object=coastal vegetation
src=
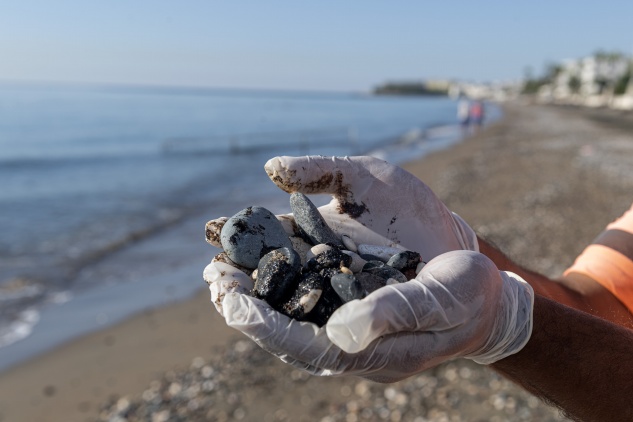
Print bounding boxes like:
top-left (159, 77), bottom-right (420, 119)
top-left (373, 81), bottom-right (449, 96)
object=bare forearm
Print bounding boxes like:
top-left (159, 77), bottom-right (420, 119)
top-left (492, 295), bottom-right (633, 421)
top-left (478, 237), bottom-right (633, 327)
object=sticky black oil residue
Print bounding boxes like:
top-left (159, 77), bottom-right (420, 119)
top-left (330, 170), bottom-right (369, 219)
top-left (338, 201), bottom-right (368, 219)
top-left (305, 172), bottom-right (334, 192)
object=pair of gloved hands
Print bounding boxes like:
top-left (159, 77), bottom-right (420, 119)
top-left (204, 156), bottom-right (534, 382)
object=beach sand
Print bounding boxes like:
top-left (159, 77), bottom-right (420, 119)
top-left (1, 102), bottom-right (632, 422)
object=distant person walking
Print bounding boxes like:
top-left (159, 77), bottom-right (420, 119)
top-left (457, 96), bottom-right (470, 135)
top-left (469, 99), bottom-right (485, 130)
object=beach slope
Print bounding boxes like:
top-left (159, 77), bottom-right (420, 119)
top-left (1, 103), bottom-right (632, 421)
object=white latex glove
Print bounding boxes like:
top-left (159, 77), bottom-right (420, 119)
top-left (264, 155), bottom-right (478, 261)
top-left (205, 250), bottom-right (534, 382)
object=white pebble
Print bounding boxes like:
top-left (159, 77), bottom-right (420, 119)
top-left (385, 278), bottom-right (400, 285)
top-left (357, 244), bottom-right (406, 261)
top-left (306, 244), bottom-right (333, 261)
top-left (340, 266), bottom-right (353, 275)
top-left (205, 217), bottom-right (228, 247)
top-left (341, 234), bottom-right (358, 252)
top-left (299, 289), bottom-right (322, 313)
top-left (341, 250), bottom-right (367, 273)
top-left (251, 269), bottom-right (258, 280)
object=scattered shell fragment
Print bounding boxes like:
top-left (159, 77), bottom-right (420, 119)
top-left (340, 266), bottom-right (353, 275)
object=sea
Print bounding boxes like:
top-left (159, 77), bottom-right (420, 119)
top-left (0, 82), bottom-right (498, 372)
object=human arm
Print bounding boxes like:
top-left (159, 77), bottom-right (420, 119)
top-left (491, 294), bottom-right (633, 422)
top-left (478, 238), bottom-right (633, 328)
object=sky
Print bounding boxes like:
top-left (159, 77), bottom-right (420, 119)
top-left (2, 1), bottom-right (633, 92)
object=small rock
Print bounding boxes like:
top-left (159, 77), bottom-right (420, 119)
top-left (205, 217), bottom-right (228, 247)
top-left (386, 251), bottom-right (421, 272)
top-left (306, 243), bottom-right (334, 261)
top-left (282, 271), bottom-right (325, 319)
top-left (341, 250), bottom-right (367, 273)
top-left (306, 248), bottom-right (352, 272)
top-left (362, 260), bottom-right (385, 271)
top-left (290, 193), bottom-right (343, 247)
top-left (221, 206), bottom-right (293, 269)
top-left (341, 234), bottom-right (358, 252)
top-left (355, 272), bottom-right (387, 294)
top-left (253, 247), bottom-right (301, 307)
top-left (331, 273), bottom-right (366, 302)
top-left (363, 265), bottom-right (408, 283)
top-left (358, 244), bottom-right (405, 262)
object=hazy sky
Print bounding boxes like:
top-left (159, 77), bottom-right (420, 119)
top-left (2, 1), bottom-right (633, 91)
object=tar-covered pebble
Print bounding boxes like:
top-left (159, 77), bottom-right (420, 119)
top-left (220, 206), bottom-right (293, 269)
top-left (253, 247), bottom-right (301, 307)
top-left (386, 250), bottom-right (421, 272)
top-left (362, 265), bottom-right (408, 283)
top-left (306, 248), bottom-right (352, 272)
top-left (282, 271), bottom-right (325, 319)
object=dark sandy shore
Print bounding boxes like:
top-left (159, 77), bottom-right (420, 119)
top-left (1, 102), bottom-right (632, 422)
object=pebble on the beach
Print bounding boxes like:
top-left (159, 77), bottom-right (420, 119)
top-left (205, 217), bottom-right (228, 248)
top-left (289, 192), bottom-right (344, 247)
top-left (220, 206), bottom-right (293, 269)
top-left (341, 250), bottom-right (366, 273)
top-left (331, 273), bottom-right (366, 302)
top-left (357, 244), bottom-right (405, 262)
top-left (253, 247), bottom-right (301, 307)
top-left (306, 248), bottom-right (352, 273)
top-left (341, 234), bottom-right (358, 252)
top-left (282, 271), bottom-right (325, 319)
top-left (355, 272), bottom-right (388, 294)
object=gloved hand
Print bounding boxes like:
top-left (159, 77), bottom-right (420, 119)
top-left (205, 155), bottom-right (532, 382)
top-left (264, 155), bottom-right (478, 260)
top-left (205, 250), bottom-right (534, 382)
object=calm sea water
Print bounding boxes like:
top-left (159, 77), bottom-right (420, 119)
top-left (0, 83), bottom-right (495, 370)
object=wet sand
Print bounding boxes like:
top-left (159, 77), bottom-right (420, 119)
top-left (1, 102), bottom-right (632, 422)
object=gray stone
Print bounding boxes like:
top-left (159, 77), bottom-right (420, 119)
top-left (220, 206), bottom-right (293, 269)
top-left (355, 272), bottom-right (388, 294)
top-left (362, 265), bottom-right (408, 283)
top-left (289, 192), bottom-right (343, 247)
top-left (386, 251), bottom-right (421, 272)
top-left (331, 273), bottom-right (365, 302)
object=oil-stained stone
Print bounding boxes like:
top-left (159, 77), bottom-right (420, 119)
top-left (355, 272), bottom-right (388, 294)
top-left (362, 265), bottom-right (408, 283)
top-left (221, 206), bottom-right (293, 269)
top-left (386, 251), bottom-right (421, 272)
top-left (282, 271), bottom-right (325, 319)
top-left (306, 248), bottom-right (352, 272)
top-left (289, 192), bottom-right (343, 247)
top-left (253, 247), bottom-right (301, 307)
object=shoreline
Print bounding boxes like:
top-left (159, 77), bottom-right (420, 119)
top-left (2, 102), bottom-right (632, 421)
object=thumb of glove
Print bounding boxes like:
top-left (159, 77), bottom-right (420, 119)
top-left (327, 251), bottom-right (498, 353)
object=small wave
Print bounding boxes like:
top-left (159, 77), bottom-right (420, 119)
top-left (0, 308), bottom-right (40, 348)
top-left (0, 278), bottom-right (43, 302)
